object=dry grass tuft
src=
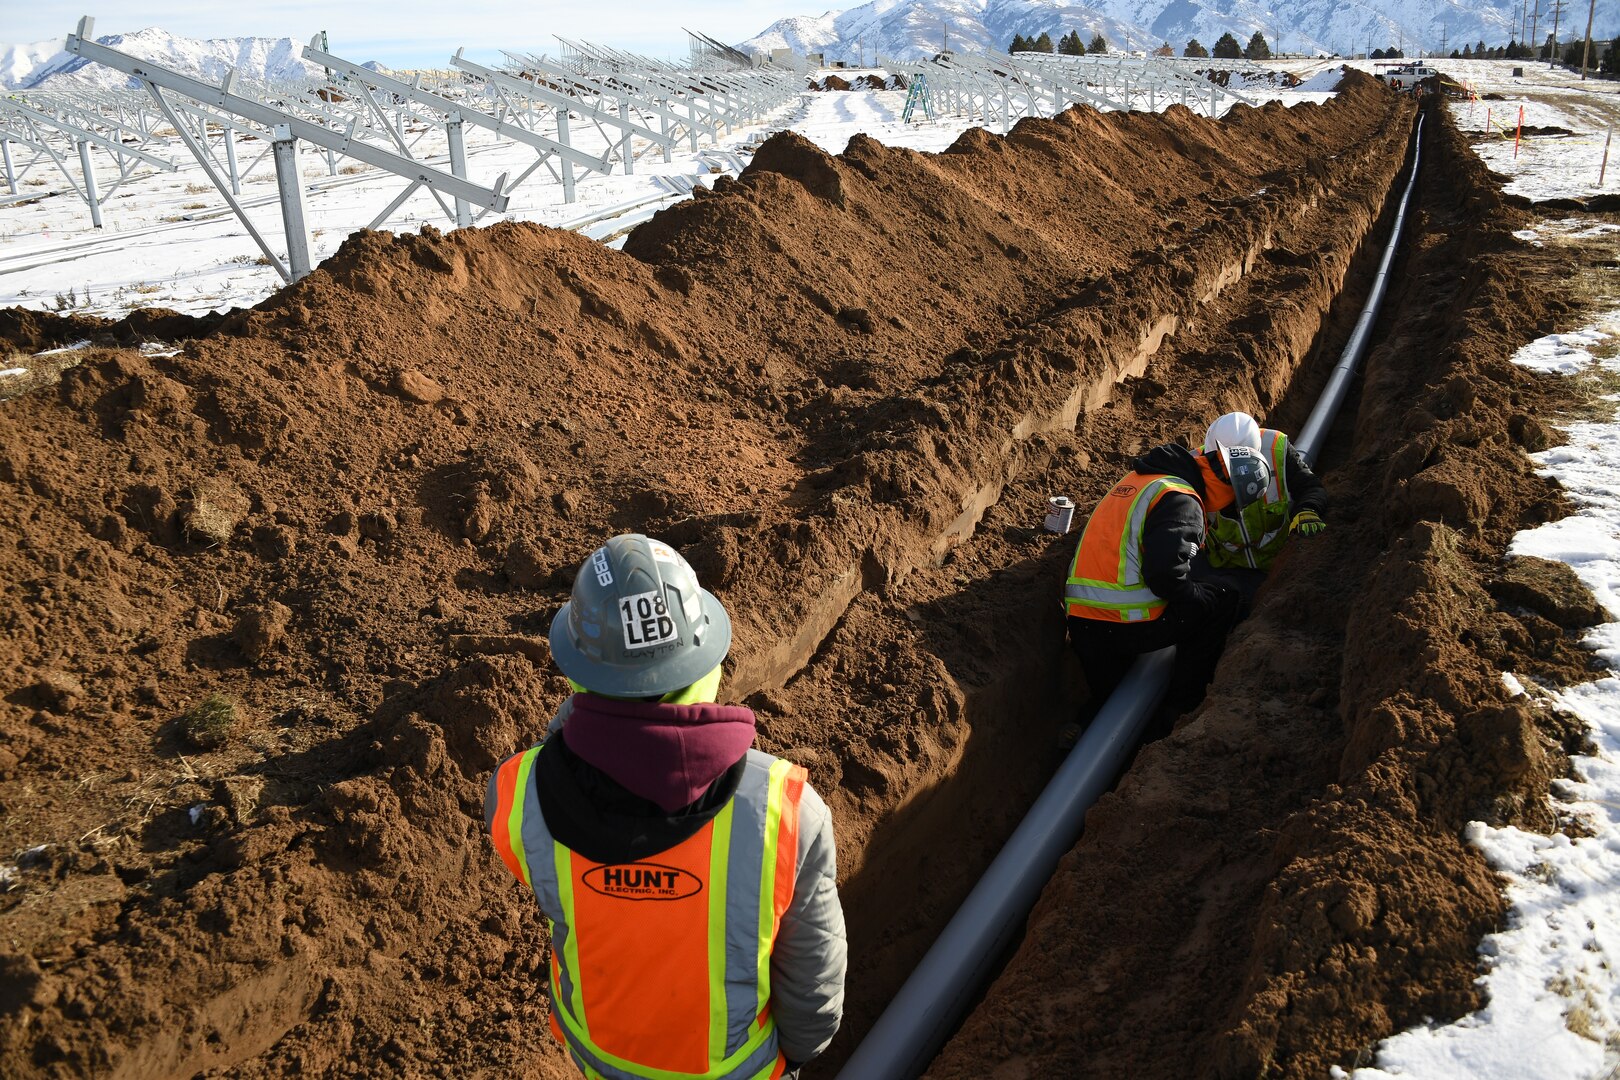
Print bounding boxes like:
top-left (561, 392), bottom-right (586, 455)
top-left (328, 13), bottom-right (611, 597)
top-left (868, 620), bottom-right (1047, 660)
top-left (179, 694), bottom-right (237, 750)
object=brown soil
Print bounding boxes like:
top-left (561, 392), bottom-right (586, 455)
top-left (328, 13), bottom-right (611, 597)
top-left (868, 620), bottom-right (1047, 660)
top-left (0, 76), bottom-right (1601, 1079)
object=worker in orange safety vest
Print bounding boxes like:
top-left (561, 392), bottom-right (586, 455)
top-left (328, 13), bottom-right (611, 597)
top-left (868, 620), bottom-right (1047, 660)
top-left (486, 534), bottom-right (846, 1079)
top-left (1058, 441), bottom-right (1271, 747)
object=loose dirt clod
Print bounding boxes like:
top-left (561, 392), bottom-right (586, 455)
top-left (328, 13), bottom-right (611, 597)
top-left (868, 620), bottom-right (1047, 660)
top-left (233, 601), bottom-right (293, 662)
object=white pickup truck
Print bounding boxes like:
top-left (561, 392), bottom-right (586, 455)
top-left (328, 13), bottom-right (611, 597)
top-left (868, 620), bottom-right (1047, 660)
top-left (1382, 63), bottom-right (1438, 92)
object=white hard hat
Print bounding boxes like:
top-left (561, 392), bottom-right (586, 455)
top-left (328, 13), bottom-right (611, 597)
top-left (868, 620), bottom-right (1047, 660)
top-left (1202, 412), bottom-right (1261, 453)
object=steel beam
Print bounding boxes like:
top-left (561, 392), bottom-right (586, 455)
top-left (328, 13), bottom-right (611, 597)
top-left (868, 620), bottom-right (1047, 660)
top-left (303, 42), bottom-right (612, 175)
top-left (450, 52), bottom-right (673, 149)
top-left (64, 19), bottom-right (508, 214)
top-left (0, 99), bottom-right (179, 171)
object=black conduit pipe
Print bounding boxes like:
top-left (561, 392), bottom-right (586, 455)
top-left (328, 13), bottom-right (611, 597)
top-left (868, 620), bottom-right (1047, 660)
top-left (836, 111), bottom-right (1425, 1080)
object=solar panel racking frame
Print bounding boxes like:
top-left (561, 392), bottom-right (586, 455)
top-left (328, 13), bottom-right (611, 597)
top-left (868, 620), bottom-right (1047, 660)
top-left (63, 16), bottom-right (510, 281)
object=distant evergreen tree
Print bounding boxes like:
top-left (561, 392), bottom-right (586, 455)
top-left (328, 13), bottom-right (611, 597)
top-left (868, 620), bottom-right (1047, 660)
top-left (1476, 39), bottom-right (1487, 55)
top-left (1184, 37), bottom-right (1209, 58)
top-left (1385, 45), bottom-right (1404, 58)
top-left (1212, 31), bottom-right (1243, 58)
top-left (1606, 35), bottom-right (1620, 74)
top-left (1460, 44), bottom-right (1472, 58)
top-left (1034, 31), bottom-right (1055, 53)
top-left (1010, 33), bottom-right (1029, 52)
top-left (1451, 49), bottom-right (1462, 58)
top-left (1370, 47), bottom-right (1386, 59)
top-left (1504, 39), bottom-right (1521, 58)
top-left (1244, 31), bottom-right (1271, 59)
top-left (1058, 31), bottom-right (1083, 55)
top-left (1088, 32), bottom-right (1108, 54)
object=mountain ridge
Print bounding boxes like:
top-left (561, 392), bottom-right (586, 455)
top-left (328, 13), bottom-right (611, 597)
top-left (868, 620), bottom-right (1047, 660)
top-left (1, 28), bottom-right (329, 90)
top-left (739, 0), bottom-right (1565, 63)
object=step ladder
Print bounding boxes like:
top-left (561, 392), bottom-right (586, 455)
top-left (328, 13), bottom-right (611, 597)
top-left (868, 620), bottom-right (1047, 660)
top-left (901, 74), bottom-right (934, 124)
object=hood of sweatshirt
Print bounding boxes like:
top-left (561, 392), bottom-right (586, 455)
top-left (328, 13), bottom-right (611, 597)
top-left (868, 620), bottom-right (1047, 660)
top-left (560, 693), bottom-right (757, 813)
top-left (1132, 443), bottom-right (1234, 513)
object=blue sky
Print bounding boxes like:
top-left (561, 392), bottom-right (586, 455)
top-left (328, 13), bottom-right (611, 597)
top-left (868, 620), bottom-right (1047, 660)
top-left (4, 3), bottom-right (815, 66)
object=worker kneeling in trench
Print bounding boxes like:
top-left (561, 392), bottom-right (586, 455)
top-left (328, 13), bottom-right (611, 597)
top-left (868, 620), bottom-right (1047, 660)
top-left (486, 533), bottom-right (847, 1079)
top-left (1058, 413), bottom-right (1329, 748)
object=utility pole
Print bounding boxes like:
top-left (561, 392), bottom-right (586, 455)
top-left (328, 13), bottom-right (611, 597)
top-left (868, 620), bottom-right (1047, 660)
top-left (1580, 0), bottom-right (1596, 78)
top-left (1531, 0), bottom-right (1542, 58)
top-left (1548, 0), bottom-right (1566, 66)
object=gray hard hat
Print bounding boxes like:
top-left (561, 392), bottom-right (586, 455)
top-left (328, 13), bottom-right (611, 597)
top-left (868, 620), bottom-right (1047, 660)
top-left (1215, 443), bottom-right (1272, 512)
top-left (549, 534), bottom-right (732, 698)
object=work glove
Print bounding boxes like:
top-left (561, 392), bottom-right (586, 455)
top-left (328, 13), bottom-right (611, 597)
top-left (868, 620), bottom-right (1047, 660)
top-left (1290, 509), bottom-right (1326, 537)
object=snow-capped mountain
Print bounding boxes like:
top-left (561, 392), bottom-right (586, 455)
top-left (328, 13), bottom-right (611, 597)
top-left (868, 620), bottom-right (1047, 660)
top-left (746, 1), bottom-right (1151, 64)
top-left (741, 0), bottom-right (1546, 62)
top-left (1, 28), bottom-right (325, 91)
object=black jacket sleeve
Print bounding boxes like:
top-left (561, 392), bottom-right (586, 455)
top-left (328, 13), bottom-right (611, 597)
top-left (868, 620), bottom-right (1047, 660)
top-left (1284, 444), bottom-right (1328, 519)
top-left (1142, 491), bottom-right (1237, 619)
top-left (1141, 491), bottom-right (1206, 605)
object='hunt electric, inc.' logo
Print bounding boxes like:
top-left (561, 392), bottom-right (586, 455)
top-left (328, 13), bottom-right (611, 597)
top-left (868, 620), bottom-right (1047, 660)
top-left (584, 862), bottom-right (704, 901)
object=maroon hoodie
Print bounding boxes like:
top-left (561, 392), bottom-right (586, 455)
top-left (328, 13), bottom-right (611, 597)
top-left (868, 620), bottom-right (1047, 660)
top-left (560, 693), bottom-right (758, 813)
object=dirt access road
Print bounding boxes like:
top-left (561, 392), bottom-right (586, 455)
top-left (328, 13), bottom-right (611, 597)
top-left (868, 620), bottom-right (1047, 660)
top-left (0, 73), bottom-right (1604, 1077)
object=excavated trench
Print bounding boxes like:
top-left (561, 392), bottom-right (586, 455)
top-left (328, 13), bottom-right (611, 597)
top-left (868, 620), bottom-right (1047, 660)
top-left (0, 79), bottom-right (1594, 1079)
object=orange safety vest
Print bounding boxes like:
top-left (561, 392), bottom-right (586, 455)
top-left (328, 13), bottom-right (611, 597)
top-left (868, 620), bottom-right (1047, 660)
top-left (489, 745), bottom-right (804, 1080)
top-left (1064, 472), bottom-right (1200, 623)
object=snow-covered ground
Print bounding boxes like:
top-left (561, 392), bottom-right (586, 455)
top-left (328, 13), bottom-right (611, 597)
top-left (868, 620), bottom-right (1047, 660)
top-left (1276, 55), bottom-right (1620, 203)
top-left (1338, 216), bottom-right (1620, 1079)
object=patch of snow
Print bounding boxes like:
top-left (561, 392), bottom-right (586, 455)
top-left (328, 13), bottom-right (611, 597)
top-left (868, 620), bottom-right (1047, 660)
top-left (1510, 326), bottom-right (1612, 374)
top-left (33, 340), bottom-right (93, 357)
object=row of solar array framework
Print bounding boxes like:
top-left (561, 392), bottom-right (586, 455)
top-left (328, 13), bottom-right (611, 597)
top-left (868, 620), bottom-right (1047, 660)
top-left (2, 17), bottom-right (802, 280)
top-left (3, 19), bottom-right (1268, 280)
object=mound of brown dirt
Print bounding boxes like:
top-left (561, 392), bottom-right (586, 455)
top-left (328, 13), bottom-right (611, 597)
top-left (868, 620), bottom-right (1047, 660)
top-left (929, 99), bottom-right (1592, 1079)
top-left (2, 74), bottom-right (1569, 1080)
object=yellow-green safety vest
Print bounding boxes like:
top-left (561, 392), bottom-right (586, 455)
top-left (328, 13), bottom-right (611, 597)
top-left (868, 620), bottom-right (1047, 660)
top-left (1205, 429), bottom-right (1293, 570)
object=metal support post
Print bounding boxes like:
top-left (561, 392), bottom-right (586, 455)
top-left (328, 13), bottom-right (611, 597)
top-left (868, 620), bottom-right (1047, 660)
top-left (557, 108), bottom-right (576, 203)
top-left (446, 112), bottom-right (472, 228)
top-left (223, 124), bottom-right (240, 194)
top-left (2, 138), bottom-right (15, 195)
top-left (271, 124), bottom-right (313, 281)
top-left (76, 139), bottom-right (103, 228)
top-left (619, 99), bottom-right (634, 175)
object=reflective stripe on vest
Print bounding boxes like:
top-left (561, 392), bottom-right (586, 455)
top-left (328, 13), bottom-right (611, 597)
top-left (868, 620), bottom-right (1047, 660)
top-left (1063, 473), bottom-right (1199, 623)
top-left (489, 746), bottom-right (803, 1080)
top-left (1206, 429), bottom-right (1293, 571)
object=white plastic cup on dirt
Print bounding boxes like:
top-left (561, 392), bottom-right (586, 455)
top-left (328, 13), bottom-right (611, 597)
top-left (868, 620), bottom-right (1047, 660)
top-left (1044, 496), bottom-right (1076, 534)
